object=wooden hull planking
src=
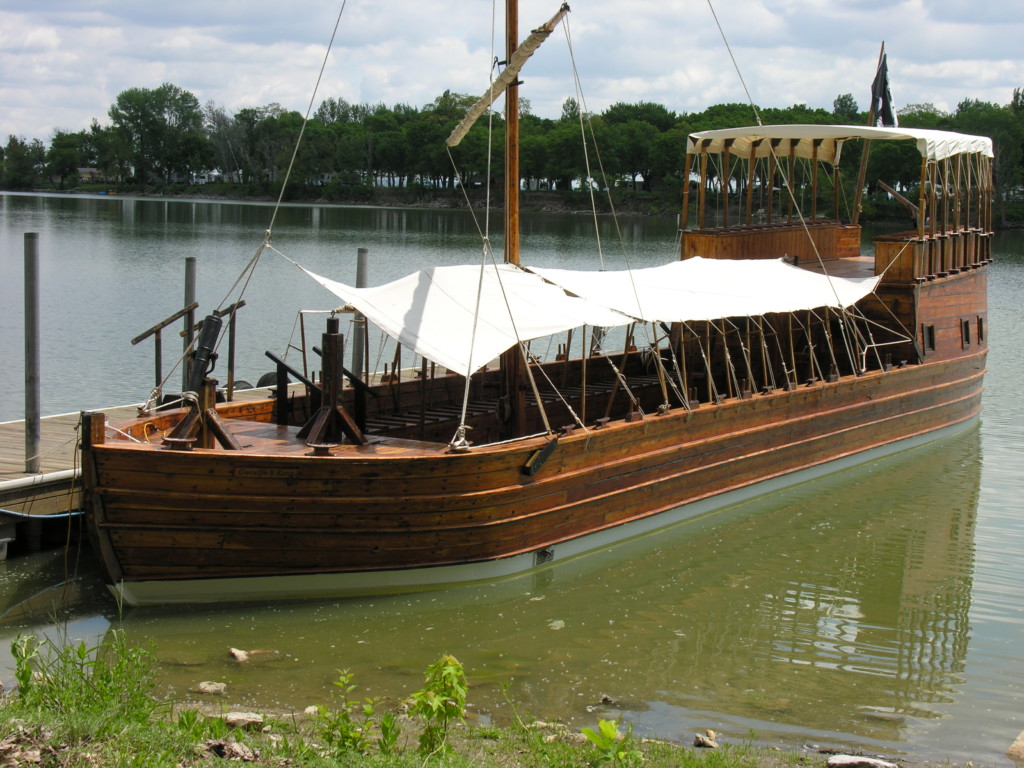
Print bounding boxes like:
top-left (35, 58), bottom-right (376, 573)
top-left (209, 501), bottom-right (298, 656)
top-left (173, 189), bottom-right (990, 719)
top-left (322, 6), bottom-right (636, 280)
top-left (83, 347), bottom-right (985, 602)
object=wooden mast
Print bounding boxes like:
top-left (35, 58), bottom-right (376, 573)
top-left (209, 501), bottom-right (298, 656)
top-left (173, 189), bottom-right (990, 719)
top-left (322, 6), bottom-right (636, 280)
top-left (505, 0), bottom-right (520, 268)
top-left (501, 0), bottom-right (527, 436)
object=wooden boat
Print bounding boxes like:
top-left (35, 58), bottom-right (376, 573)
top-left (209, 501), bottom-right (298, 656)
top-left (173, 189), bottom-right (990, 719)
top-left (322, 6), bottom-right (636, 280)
top-left (80, 9), bottom-right (993, 605)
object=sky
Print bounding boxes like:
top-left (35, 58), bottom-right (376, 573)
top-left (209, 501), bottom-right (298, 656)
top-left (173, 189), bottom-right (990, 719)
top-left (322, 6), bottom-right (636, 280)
top-left (1, 0), bottom-right (1022, 143)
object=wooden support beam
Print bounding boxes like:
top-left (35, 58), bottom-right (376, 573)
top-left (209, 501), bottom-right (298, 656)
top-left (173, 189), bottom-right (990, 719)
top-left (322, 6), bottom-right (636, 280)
top-left (680, 153), bottom-right (692, 237)
top-left (723, 140), bottom-right (732, 227)
top-left (205, 409), bottom-right (244, 450)
top-left (746, 142), bottom-right (758, 225)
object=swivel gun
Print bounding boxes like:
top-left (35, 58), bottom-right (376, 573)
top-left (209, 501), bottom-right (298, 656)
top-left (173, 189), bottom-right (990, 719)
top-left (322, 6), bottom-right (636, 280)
top-left (187, 314), bottom-right (223, 394)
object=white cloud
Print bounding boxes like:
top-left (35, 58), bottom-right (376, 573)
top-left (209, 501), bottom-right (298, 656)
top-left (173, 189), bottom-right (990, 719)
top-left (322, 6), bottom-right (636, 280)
top-left (0, 0), bottom-right (1022, 141)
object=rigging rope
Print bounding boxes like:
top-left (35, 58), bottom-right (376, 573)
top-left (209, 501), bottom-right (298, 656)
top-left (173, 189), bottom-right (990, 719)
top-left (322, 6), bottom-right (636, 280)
top-left (562, 15), bottom-right (659, 354)
top-left (449, 0), bottom-right (502, 449)
top-left (705, 0), bottom-right (871, 373)
top-left (706, 0), bottom-right (763, 128)
top-left (147, 1), bottom-right (351, 410)
top-left (265, 0), bottom-right (349, 239)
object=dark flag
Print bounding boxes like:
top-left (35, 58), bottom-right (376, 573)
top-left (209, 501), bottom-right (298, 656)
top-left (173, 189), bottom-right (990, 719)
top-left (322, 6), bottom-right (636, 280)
top-left (870, 51), bottom-right (898, 127)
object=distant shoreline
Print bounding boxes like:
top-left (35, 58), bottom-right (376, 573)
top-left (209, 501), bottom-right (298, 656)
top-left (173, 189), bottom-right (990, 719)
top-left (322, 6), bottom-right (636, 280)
top-left (7, 186), bottom-right (1022, 227)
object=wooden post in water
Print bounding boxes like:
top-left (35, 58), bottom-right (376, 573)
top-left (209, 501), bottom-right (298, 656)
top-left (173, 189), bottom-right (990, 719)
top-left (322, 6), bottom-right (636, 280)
top-left (182, 256), bottom-right (197, 391)
top-left (24, 232), bottom-right (40, 473)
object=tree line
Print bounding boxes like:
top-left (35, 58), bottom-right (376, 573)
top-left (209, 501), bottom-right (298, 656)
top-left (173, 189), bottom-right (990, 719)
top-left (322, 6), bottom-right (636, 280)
top-left (2, 82), bottom-right (1022, 222)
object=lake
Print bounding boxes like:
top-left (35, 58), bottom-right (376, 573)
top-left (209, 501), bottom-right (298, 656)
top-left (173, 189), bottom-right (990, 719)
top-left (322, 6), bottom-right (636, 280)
top-left (1, 193), bottom-right (1023, 765)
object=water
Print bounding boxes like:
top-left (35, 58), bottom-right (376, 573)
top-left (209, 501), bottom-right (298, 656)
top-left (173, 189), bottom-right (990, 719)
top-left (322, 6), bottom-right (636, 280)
top-left (1, 193), bottom-right (1023, 764)
top-left (0, 193), bottom-right (676, 419)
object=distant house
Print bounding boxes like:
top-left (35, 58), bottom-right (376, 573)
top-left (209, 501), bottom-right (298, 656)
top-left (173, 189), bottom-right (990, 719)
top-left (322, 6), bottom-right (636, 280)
top-left (78, 167), bottom-right (101, 182)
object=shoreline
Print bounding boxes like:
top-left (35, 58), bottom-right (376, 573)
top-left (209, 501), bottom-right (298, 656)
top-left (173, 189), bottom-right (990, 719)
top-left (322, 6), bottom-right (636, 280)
top-left (15, 185), bottom-right (1021, 227)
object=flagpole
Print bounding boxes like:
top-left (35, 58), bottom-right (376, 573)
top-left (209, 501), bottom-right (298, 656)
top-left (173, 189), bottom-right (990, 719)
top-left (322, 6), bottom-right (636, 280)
top-left (851, 42), bottom-right (887, 226)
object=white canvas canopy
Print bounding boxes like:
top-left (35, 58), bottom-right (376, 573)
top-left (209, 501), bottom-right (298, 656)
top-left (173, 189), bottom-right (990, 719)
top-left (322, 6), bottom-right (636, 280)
top-left (526, 257), bottom-right (880, 323)
top-left (300, 263), bottom-right (630, 377)
top-left (302, 257), bottom-right (880, 377)
top-left (687, 124), bottom-right (994, 164)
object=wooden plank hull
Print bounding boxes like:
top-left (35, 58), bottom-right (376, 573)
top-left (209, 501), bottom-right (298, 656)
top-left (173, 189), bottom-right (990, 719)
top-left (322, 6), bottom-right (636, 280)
top-left (82, 349), bottom-right (986, 604)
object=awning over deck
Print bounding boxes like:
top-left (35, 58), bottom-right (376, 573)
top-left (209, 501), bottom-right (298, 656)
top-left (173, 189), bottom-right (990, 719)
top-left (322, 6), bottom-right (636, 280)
top-left (526, 257), bottom-right (879, 323)
top-left (686, 124), bottom-right (994, 164)
top-left (300, 263), bottom-right (630, 377)
top-left (302, 258), bottom-right (880, 377)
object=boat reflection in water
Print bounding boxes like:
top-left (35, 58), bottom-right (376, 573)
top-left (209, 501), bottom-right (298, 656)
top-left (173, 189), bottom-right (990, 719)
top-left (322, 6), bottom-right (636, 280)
top-left (43, 424), bottom-right (972, 755)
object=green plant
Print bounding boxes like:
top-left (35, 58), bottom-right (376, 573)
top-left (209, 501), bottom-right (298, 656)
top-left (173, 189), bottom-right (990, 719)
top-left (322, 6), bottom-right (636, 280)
top-left (9, 629), bottom-right (158, 738)
top-left (312, 669), bottom-right (379, 754)
top-left (11, 634), bottom-right (39, 697)
top-left (378, 712), bottom-right (401, 755)
top-left (175, 707), bottom-right (203, 737)
top-left (581, 718), bottom-right (643, 767)
top-left (408, 653), bottom-right (468, 756)
top-left (174, 707), bottom-right (230, 740)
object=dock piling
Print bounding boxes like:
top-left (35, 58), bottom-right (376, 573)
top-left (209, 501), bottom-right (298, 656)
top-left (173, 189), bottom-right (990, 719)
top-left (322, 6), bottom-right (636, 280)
top-left (24, 232), bottom-right (40, 474)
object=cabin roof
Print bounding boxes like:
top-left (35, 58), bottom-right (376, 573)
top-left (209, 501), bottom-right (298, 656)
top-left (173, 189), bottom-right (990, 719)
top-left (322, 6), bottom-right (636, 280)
top-left (686, 124), bottom-right (994, 163)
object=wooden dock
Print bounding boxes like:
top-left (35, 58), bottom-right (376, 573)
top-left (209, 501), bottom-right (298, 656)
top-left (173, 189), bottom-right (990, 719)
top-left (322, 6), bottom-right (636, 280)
top-left (0, 407), bottom-right (132, 519)
top-left (0, 406), bottom-right (126, 559)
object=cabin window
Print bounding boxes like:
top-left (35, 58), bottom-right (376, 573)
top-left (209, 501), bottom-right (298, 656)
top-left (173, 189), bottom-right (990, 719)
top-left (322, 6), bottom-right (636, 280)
top-left (961, 319), bottom-right (971, 348)
top-left (977, 316), bottom-right (985, 344)
top-left (923, 324), bottom-right (936, 352)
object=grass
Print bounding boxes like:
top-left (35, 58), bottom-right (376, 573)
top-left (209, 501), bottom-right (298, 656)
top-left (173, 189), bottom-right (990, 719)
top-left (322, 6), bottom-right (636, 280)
top-left (0, 630), bottom-right (946, 768)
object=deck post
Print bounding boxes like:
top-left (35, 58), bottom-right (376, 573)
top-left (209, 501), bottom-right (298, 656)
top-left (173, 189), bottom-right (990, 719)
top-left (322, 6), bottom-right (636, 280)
top-left (680, 154), bottom-right (692, 237)
top-left (24, 232), bottom-right (40, 474)
top-left (198, 379), bottom-right (217, 448)
top-left (323, 317), bottom-right (342, 412)
top-left (722, 142), bottom-right (731, 227)
top-left (353, 248), bottom-right (369, 429)
top-left (226, 307), bottom-right (237, 400)
top-left (352, 248), bottom-right (369, 380)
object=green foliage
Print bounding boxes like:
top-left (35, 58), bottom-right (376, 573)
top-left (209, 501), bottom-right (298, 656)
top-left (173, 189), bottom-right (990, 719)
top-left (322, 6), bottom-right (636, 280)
top-left (9, 629), bottom-right (158, 740)
top-left (175, 707), bottom-right (231, 741)
top-left (5, 78), bottom-right (1024, 225)
top-left (108, 82), bottom-right (209, 183)
top-left (0, 638), bottom-right (846, 768)
top-left (378, 712), bottom-right (401, 755)
top-left (581, 718), bottom-right (644, 767)
top-left (408, 653), bottom-right (469, 756)
top-left (311, 668), bottom-right (383, 755)
top-left (832, 93), bottom-right (860, 122)
top-left (1, 135), bottom-right (45, 189)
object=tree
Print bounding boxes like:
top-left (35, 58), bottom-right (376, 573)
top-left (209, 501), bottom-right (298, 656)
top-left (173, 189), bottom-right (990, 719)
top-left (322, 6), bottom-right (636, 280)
top-left (406, 91), bottom-right (476, 188)
top-left (316, 96), bottom-right (357, 125)
top-left (109, 83), bottom-right (209, 182)
top-left (204, 103), bottom-right (244, 182)
top-left (520, 113), bottom-right (553, 190)
top-left (560, 98), bottom-right (580, 124)
top-left (833, 93), bottom-right (860, 123)
top-left (233, 103), bottom-right (287, 187)
top-left (954, 99), bottom-right (1024, 225)
top-left (607, 120), bottom-right (657, 190)
top-left (45, 130), bottom-right (85, 189)
top-left (88, 120), bottom-right (132, 182)
top-left (603, 101), bottom-right (677, 132)
top-left (897, 103), bottom-right (950, 130)
top-left (688, 102), bottom-right (757, 131)
top-left (1, 135), bottom-right (45, 189)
